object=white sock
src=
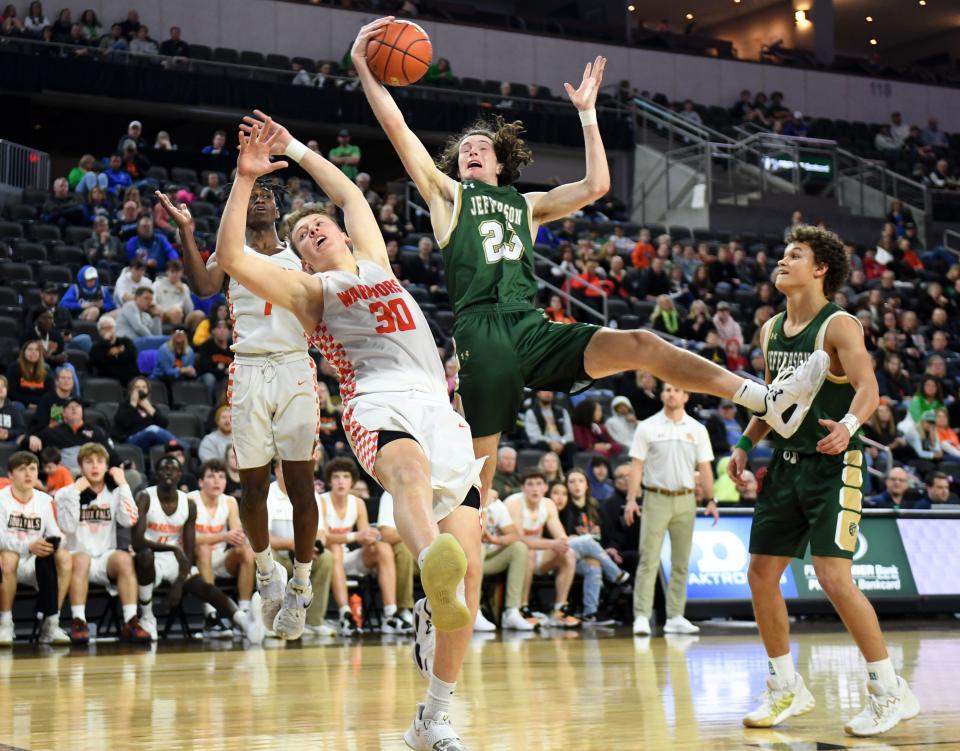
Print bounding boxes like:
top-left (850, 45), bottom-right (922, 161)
top-left (71, 605), bottom-right (86, 621)
top-left (866, 658), bottom-right (898, 692)
top-left (0, 611), bottom-right (11, 625)
top-left (456, 579), bottom-right (466, 606)
top-left (203, 603), bottom-right (216, 616)
top-left (553, 602), bottom-right (565, 613)
top-left (232, 610), bottom-right (248, 629)
top-left (45, 612), bottom-right (60, 623)
top-left (733, 380), bottom-right (769, 414)
top-left (292, 559), bottom-right (311, 588)
top-left (138, 584), bottom-right (154, 615)
top-left (122, 604), bottom-right (138, 622)
top-left (254, 547), bottom-right (274, 577)
top-left (339, 605), bottom-right (351, 618)
top-left (238, 600), bottom-right (251, 613)
top-left (768, 653), bottom-right (796, 687)
top-left (424, 674), bottom-right (456, 718)
top-left (384, 604), bottom-right (397, 618)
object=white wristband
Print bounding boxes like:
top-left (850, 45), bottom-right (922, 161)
top-left (839, 413), bottom-right (861, 436)
top-left (346, 531), bottom-right (357, 544)
top-left (579, 108), bottom-right (597, 127)
top-left (284, 138), bottom-right (308, 163)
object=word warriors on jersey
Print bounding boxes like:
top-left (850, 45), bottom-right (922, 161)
top-left (336, 279), bottom-right (405, 308)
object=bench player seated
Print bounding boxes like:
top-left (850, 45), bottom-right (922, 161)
top-left (479, 488), bottom-right (536, 631)
top-left (0, 451), bottom-right (72, 645)
top-left (267, 459), bottom-right (335, 637)
top-left (505, 471), bottom-right (580, 628)
top-left (320, 458), bottom-right (396, 636)
top-left (54, 442), bottom-right (152, 644)
top-left (188, 459), bottom-right (256, 638)
top-left (132, 455), bottom-right (265, 643)
top-left (372, 492), bottom-right (416, 631)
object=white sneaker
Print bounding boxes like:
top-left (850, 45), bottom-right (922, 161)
top-left (240, 593), bottom-right (265, 645)
top-left (382, 615), bottom-right (415, 635)
top-left (139, 614), bottom-right (159, 642)
top-left (398, 609), bottom-right (414, 627)
top-left (743, 673), bottom-right (816, 728)
top-left (403, 703), bottom-right (469, 750)
top-left (0, 621), bottom-right (13, 646)
top-left (304, 622), bottom-right (337, 637)
top-left (632, 615), bottom-right (651, 635)
top-left (757, 350), bottom-right (830, 438)
top-left (257, 561), bottom-right (287, 633)
top-left (273, 580), bottom-right (311, 640)
top-left (473, 610), bottom-right (497, 632)
top-left (336, 611), bottom-right (362, 637)
top-left (501, 608), bottom-right (535, 631)
top-left (39, 616), bottom-right (71, 645)
top-left (412, 598), bottom-right (435, 680)
top-left (843, 677), bottom-right (920, 736)
top-left (663, 616), bottom-right (700, 634)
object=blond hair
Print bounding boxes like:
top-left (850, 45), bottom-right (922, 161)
top-left (78, 442), bottom-right (109, 465)
top-left (280, 202), bottom-right (338, 243)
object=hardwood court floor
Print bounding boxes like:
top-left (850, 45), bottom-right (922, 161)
top-left (0, 623), bottom-right (957, 751)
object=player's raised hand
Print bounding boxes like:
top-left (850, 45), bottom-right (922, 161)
top-left (154, 191), bottom-right (192, 228)
top-left (816, 418), bottom-right (851, 455)
top-left (351, 16), bottom-right (395, 63)
top-left (564, 55), bottom-right (606, 112)
top-left (236, 120), bottom-right (288, 180)
top-left (241, 110), bottom-right (291, 157)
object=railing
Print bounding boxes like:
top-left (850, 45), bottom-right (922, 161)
top-left (943, 229), bottom-right (960, 258)
top-left (0, 140), bottom-right (50, 192)
top-left (861, 436), bottom-right (893, 482)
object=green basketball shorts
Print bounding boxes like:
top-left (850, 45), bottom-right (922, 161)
top-left (453, 303), bottom-right (600, 437)
top-left (749, 447), bottom-right (865, 559)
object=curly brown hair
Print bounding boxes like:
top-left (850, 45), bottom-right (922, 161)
top-left (435, 115), bottom-right (533, 185)
top-left (785, 224), bottom-right (849, 297)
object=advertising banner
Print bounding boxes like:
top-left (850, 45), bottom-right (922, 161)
top-left (789, 517), bottom-right (917, 599)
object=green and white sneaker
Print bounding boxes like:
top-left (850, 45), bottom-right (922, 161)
top-left (743, 673), bottom-right (816, 728)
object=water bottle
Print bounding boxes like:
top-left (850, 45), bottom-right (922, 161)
top-left (349, 593), bottom-right (363, 629)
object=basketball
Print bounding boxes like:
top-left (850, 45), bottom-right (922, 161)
top-left (365, 20), bottom-right (432, 87)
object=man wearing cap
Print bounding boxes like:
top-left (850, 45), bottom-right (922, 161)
top-left (118, 120), bottom-right (147, 153)
top-left (30, 399), bottom-right (119, 473)
top-left (605, 395), bottom-right (639, 447)
top-left (706, 399), bottom-right (744, 456)
top-left (61, 265), bottom-right (116, 322)
top-left (712, 301), bottom-right (744, 350)
top-left (329, 129), bottom-right (361, 180)
top-left (624, 382), bottom-right (719, 636)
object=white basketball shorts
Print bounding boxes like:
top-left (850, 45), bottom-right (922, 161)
top-left (212, 547), bottom-right (231, 579)
top-left (343, 547), bottom-right (373, 578)
top-left (342, 390), bottom-right (485, 523)
top-left (88, 550), bottom-right (120, 596)
top-left (153, 551), bottom-right (199, 586)
top-left (228, 351), bottom-right (319, 469)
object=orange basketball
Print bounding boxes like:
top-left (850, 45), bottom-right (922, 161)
top-left (365, 20), bottom-right (432, 87)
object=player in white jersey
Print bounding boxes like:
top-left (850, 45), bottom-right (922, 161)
top-left (158, 179), bottom-right (320, 642)
top-left (0, 451), bottom-right (72, 645)
top-left (189, 458), bottom-right (254, 637)
top-left (217, 112), bottom-right (484, 750)
top-left (504, 471), bottom-right (580, 628)
top-left (132, 455), bottom-right (264, 643)
top-left (54, 442), bottom-right (152, 644)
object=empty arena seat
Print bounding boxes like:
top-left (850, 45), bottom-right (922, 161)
top-left (212, 47), bottom-right (240, 65)
top-left (0, 315), bottom-right (20, 339)
top-left (66, 349), bottom-right (89, 374)
top-left (171, 381), bottom-right (210, 407)
top-left (148, 380), bottom-right (170, 405)
top-left (517, 449), bottom-right (545, 473)
top-left (83, 377), bottom-right (124, 404)
top-left (239, 50), bottom-right (265, 67)
top-left (38, 265), bottom-right (73, 286)
top-left (188, 44), bottom-right (211, 60)
top-left (13, 242), bottom-right (47, 264)
top-left (0, 221), bottom-right (24, 240)
top-left (137, 349), bottom-right (158, 375)
top-left (63, 226), bottom-right (91, 245)
top-left (266, 53), bottom-right (290, 70)
top-left (114, 443), bottom-right (145, 473)
top-left (28, 224), bottom-right (60, 242)
top-left (53, 245), bottom-right (86, 268)
top-left (171, 167), bottom-right (199, 185)
top-left (167, 411), bottom-right (201, 438)
top-left (0, 263), bottom-right (32, 284)
top-left (147, 166), bottom-right (170, 182)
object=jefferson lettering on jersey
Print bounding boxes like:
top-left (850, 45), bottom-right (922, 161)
top-left (207, 245), bottom-right (308, 355)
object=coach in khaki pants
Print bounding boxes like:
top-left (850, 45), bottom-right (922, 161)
top-left (624, 383), bottom-right (719, 636)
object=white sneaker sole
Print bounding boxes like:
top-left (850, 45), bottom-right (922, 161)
top-left (743, 687), bottom-right (816, 728)
top-left (258, 562), bottom-right (288, 630)
top-left (844, 681), bottom-right (920, 736)
top-left (766, 350), bottom-right (830, 439)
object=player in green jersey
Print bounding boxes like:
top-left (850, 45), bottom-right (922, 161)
top-left (728, 225), bottom-right (919, 737)
top-left (351, 18), bottom-right (826, 530)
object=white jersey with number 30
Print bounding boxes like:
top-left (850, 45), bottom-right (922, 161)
top-left (208, 244), bottom-right (307, 355)
top-left (311, 260), bottom-right (446, 406)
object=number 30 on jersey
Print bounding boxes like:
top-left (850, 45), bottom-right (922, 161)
top-left (480, 219), bottom-right (524, 264)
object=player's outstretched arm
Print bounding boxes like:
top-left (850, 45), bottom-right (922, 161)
top-left (525, 57), bottom-right (611, 226)
top-left (351, 17), bottom-right (457, 207)
top-left (216, 121), bottom-right (325, 327)
top-left (155, 192), bottom-right (225, 297)
top-left (240, 111), bottom-right (390, 273)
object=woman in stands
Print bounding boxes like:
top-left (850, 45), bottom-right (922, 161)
top-left (150, 327), bottom-right (198, 385)
top-left (5, 341), bottom-right (52, 410)
top-left (192, 301), bottom-right (229, 348)
top-left (114, 376), bottom-right (177, 450)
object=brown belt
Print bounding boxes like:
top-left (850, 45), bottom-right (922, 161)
top-left (643, 486), bottom-right (694, 497)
